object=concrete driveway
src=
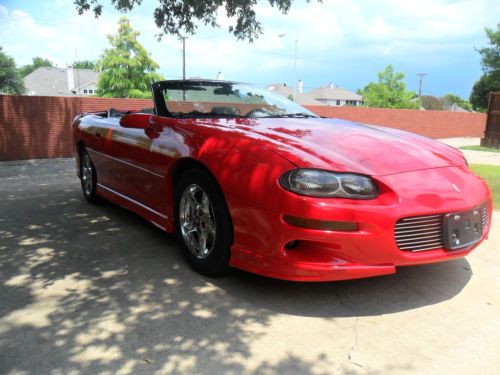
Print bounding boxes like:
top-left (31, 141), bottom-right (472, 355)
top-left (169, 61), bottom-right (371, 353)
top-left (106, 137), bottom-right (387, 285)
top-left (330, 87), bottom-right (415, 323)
top-left (439, 137), bottom-right (500, 165)
top-left (0, 159), bottom-right (499, 375)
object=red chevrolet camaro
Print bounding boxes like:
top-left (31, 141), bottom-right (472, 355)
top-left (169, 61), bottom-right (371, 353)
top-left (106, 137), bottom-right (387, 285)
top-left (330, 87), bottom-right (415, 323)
top-left (73, 79), bottom-right (492, 281)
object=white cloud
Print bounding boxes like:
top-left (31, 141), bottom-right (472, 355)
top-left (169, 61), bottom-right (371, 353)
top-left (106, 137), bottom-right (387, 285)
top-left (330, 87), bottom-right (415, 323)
top-left (0, 0), bottom-right (499, 96)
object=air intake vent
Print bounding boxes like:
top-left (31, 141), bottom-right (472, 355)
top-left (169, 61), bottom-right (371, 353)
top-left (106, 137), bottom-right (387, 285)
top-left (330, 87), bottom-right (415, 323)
top-left (395, 214), bottom-right (444, 252)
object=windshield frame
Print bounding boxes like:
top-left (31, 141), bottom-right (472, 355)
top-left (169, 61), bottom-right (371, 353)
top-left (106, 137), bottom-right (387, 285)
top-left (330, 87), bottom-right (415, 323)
top-left (151, 80), bottom-right (318, 119)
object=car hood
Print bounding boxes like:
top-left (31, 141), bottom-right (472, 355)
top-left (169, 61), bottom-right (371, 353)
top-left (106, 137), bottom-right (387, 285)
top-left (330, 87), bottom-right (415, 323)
top-left (226, 117), bottom-right (466, 176)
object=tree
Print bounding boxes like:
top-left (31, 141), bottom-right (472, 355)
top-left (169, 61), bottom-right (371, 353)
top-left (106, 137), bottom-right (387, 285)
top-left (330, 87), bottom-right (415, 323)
top-left (477, 24), bottom-right (500, 74)
top-left (420, 96), bottom-right (443, 111)
top-left (0, 47), bottom-right (25, 94)
top-left (74, 0), bottom-right (312, 42)
top-left (73, 60), bottom-right (97, 70)
top-left (442, 93), bottom-right (473, 111)
top-left (357, 65), bottom-right (420, 109)
top-left (470, 24), bottom-right (500, 111)
top-left (18, 56), bottom-right (54, 78)
top-left (96, 17), bottom-right (164, 98)
top-left (470, 71), bottom-right (500, 111)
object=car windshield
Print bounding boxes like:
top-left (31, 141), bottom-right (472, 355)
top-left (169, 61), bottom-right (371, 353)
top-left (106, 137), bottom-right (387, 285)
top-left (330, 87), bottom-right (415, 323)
top-left (161, 81), bottom-right (318, 119)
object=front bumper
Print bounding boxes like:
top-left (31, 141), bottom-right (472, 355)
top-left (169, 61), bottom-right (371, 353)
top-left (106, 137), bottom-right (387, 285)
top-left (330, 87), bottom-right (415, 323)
top-left (227, 166), bottom-right (492, 281)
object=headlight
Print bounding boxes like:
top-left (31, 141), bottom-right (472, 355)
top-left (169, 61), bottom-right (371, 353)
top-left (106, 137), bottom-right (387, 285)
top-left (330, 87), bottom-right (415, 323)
top-left (280, 169), bottom-right (378, 199)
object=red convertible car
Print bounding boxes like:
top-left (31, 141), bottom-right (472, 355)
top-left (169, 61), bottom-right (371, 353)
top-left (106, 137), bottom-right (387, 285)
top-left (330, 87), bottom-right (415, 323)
top-left (73, 79), bottom-right (492, 281)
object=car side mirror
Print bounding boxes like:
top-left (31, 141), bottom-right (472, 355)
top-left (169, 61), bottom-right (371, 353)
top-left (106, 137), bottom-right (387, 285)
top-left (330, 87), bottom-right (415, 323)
top-left (119, 113), bottom-right (152, 129)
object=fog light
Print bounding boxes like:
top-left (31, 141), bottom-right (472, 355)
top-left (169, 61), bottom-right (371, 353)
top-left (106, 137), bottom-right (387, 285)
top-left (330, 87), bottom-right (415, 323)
top-left (283, 215), bottom-right (358, 231)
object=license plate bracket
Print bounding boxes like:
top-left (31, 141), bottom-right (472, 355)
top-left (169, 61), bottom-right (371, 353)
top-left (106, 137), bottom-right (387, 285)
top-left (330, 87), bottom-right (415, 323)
top-left (443, 208), bottom-right (483, 250)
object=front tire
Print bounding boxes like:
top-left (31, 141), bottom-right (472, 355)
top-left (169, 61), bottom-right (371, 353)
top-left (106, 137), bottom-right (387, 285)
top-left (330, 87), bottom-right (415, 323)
top-left (80, 149), bottom-right (99, 203)
top-left (174, 168), bottom-right (233, 276)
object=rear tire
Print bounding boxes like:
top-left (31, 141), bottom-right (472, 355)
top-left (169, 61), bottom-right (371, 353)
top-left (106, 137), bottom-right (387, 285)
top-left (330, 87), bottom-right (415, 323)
top-left (80, 148), bottom-right (99, 204)
top-left (174, 168), bottom-right (233, 276)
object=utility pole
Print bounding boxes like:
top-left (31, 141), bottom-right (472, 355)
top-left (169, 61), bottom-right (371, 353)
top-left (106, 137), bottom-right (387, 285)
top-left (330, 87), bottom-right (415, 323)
top-left (417, 73), bottom-right (428, 98)
top-left (181, 37), bottom-right (186, 80)
top-left (75, 48), bottom-right (81, 96)
top-left (293, 39), bottom-right (298, 102)
top-left (278, 34), bottom-right (298, 102)
top-left (180, 37), bottom-right (186, 101)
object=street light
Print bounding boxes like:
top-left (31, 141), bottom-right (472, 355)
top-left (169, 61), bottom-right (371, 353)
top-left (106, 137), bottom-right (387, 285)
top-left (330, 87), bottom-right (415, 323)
top-left (279, 33), bottom-right (298, 102)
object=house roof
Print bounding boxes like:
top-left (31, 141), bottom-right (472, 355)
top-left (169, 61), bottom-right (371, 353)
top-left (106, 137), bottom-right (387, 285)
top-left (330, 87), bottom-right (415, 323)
top-left (267, 83), bottom-right (325, 106)
top-left (309, 84), bottom-right (362, 101)
top-left (267, 82), bottom-right (294, 97)
top-left (24, 67), bottom-right (100, 96)
top-left (443, 102), bottom-right (469, 112)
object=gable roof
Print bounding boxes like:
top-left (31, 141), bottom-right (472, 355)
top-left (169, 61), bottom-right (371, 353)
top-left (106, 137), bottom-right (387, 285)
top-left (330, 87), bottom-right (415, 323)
top-left (267, 83), bottom-right (325, 106)
top-left (76, 80), bottom-right (98, 90)
top-left (309, 84), bottom-right (362, 101)
top-left (24, 67), bottom-right (100, 96)
top-left (267, 82), bottom-right (294, 97)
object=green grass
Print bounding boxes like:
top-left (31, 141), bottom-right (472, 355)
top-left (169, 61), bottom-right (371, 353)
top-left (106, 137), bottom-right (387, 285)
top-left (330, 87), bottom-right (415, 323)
top-left (460, 145), bottom-right (500, 153)
top-left (469, 164), bottom-right (500, 208)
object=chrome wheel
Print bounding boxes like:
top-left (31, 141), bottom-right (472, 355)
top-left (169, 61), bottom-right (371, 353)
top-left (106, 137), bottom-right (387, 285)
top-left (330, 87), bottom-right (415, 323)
top-left (179, 184), bottom-right (217, 259)
top-left (81, 153), bottom-right (93, 196)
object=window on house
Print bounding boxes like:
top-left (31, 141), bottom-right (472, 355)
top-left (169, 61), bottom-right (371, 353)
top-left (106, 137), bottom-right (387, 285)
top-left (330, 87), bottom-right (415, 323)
top-left (336, 100), bottom-right (340, 106)
top-left (83, 89), bottom-right (88, 94)
top-left (88, 89), bottom-right (93, 94)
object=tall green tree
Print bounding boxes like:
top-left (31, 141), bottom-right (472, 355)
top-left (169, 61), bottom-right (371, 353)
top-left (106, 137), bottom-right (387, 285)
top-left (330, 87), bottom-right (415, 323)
top-left (74, 0), bottom-right (315, 42)
top-left (0, 47), bottom-right (25, 94)
top-left (73, 60), bottom-right (97, 70)
top-left (443, 93), bottom-right (473, 111)
top-left (357, 65), bottom-right (420, 109)
top-left (18, 56), bottom-right (54, 78)
top-left (470, 24), bottom-right (500, 111)
top-left (96, 17), bottom-right (163, 98)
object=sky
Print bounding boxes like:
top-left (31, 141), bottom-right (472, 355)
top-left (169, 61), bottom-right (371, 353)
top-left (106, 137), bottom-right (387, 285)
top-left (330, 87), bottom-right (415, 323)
top-left (0, 0), bottom-right (499, 98)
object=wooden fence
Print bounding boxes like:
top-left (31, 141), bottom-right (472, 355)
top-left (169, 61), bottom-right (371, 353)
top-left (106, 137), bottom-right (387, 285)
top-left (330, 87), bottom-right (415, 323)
top-left (482, 92), bottom-right (500, 148)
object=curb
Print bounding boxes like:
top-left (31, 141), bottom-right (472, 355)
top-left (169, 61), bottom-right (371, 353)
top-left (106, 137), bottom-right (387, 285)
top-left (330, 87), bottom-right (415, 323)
top-left (0, 157), bottom-right (73, 167)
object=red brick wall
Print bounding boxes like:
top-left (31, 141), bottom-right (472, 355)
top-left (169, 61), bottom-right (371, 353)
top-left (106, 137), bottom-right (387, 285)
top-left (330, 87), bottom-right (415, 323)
top-left (0, 95), bottom-right (152, 161)
top-left (306, 106), bottom-right (487, 139)
top-left (0, 95), bottom-right (487, 161)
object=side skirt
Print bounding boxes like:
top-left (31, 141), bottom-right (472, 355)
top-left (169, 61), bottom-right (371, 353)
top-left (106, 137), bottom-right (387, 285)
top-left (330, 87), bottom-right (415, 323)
top-left (96, 183), bottom-right (174, 232)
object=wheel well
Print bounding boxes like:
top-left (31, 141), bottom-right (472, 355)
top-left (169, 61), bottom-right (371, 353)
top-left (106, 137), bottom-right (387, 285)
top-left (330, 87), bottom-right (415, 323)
top-left (171, 158), bottom-right (214, 187)
top-left (76, 141), bottom-right (85, 157)
top-left (170, 158), bottom-right (233, 238)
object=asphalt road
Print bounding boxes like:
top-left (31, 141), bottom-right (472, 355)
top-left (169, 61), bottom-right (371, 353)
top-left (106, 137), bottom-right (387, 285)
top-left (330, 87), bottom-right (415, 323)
top-left (0, 159), bottom-right (499, 375)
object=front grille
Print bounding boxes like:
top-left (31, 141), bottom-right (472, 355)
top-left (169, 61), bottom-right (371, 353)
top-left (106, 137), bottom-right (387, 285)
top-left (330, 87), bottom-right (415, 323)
top-left (480, 202), bottom-right (489, 230)
top-left (395, 202), bottom-right (490, 252)
top-left (395, 214), bottom-right (444, 252)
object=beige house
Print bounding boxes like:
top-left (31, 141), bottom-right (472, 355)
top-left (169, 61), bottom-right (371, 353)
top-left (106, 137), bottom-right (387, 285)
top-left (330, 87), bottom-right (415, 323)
top-left (267, 81), bottom-right (363, 107)
top-left (308, 83), bottom-right (363, 106)
top-left (267, 82), bottom-right (325, 106)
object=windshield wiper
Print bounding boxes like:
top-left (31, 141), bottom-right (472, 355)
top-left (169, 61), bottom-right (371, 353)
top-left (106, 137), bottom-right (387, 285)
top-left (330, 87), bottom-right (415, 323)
top-left (261, 113), bottom-right (318, 119)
